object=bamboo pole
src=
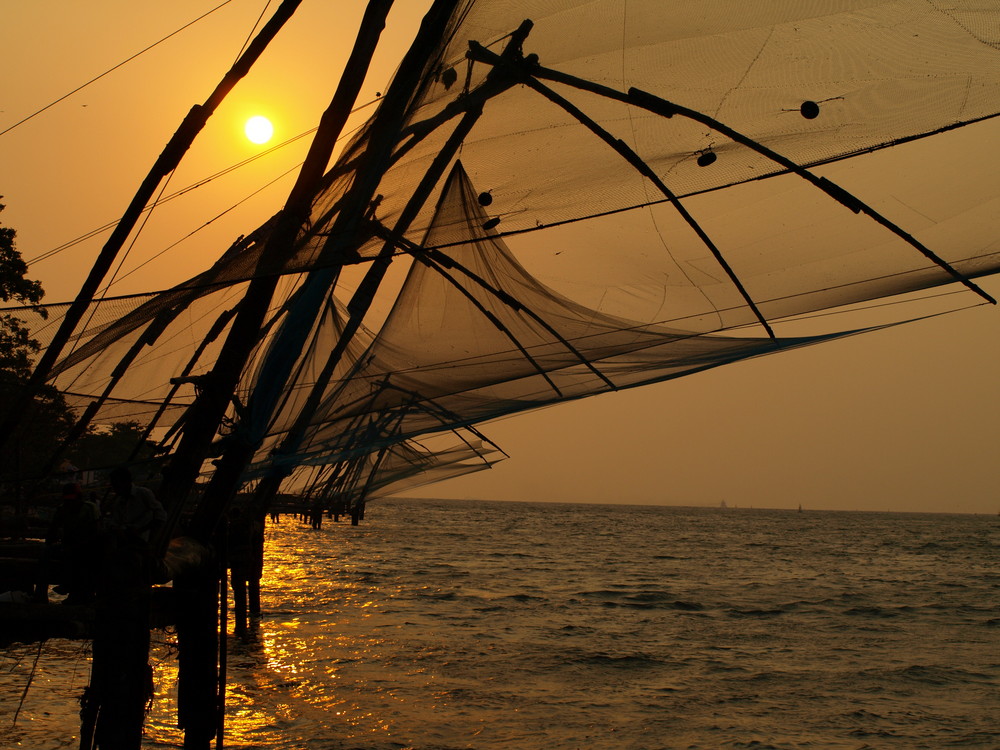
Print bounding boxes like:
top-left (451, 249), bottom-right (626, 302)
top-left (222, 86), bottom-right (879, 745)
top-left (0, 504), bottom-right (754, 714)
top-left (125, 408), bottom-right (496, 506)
top-left (158, 0), bottom-right (400, 533)
top-left (490, 49), bottom-right (997, 307)
top-left (184, 0), bottom-right (466, 543)
top-left (241, 19), bottom-right (535, 521)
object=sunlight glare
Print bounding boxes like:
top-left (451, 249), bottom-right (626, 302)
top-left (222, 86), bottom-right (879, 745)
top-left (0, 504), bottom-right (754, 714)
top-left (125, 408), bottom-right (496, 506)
top-left (245, 115), bottom-right (274, 144)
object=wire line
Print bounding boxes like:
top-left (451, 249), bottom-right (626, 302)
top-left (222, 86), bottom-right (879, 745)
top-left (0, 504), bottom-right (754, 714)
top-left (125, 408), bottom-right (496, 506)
top-left (0, 1), bottom-right (234, 138)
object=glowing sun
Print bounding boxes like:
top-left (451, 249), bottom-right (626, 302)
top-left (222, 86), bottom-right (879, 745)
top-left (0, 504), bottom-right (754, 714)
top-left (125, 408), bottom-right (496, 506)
top-left (244, 115), bottom-right (274, 144)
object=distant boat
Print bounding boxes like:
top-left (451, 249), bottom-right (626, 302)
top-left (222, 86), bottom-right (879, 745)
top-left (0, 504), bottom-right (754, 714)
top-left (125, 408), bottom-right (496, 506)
top-left (798, 504), bottom-right (803, 513)
top-left (720, 500), bottom-right (727, 509)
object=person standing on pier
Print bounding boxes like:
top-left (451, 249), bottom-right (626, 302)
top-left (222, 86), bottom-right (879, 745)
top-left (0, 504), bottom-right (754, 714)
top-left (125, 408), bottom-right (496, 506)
top-left (104, 466), bottom-right (166, 543)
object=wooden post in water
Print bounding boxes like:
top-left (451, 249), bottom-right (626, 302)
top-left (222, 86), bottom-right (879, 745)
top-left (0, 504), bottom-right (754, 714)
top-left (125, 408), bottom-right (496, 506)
top-left (86, 534), bottom-right (155, 750)
top-left (247, 511), bottom-right (264, 620)
top-left (156, 4), bottom-right (404, 747)
top-left (227, 506), bottom-right (261, 634)
top-left (173, 546), bottom-right (221, 749)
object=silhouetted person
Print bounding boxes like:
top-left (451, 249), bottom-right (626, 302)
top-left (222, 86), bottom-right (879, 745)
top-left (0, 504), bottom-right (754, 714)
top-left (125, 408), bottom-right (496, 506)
top-left (34, 482), bottom-right (100, 603)
top-left (310, 499), bottom-right (324, 529)
top-left (105, 467), bottom-right (166, 543)
top-left (227, 506), bottom-right (264, 635)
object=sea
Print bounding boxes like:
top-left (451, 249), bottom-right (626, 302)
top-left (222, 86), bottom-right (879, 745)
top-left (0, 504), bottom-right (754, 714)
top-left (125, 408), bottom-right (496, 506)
top-left (2, 498), bottom-right (998, 749)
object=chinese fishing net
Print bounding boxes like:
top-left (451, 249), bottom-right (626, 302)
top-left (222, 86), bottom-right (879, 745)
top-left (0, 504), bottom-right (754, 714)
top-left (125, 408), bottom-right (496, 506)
top-left (8, 0), bottom-right (1000, 506)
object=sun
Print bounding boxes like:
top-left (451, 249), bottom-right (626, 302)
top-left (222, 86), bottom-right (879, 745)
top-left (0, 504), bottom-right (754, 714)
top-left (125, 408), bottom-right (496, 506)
top-left (244, 115), bottom-right (274, 144)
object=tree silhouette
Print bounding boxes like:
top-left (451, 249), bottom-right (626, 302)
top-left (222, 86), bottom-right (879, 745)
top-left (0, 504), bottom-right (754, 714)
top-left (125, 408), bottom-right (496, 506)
top-left (0, 198), bottom-right (73, 497)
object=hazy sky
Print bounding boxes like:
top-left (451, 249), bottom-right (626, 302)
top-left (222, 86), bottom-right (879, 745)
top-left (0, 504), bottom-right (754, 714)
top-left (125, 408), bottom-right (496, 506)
top-left (2, 1), bottom-right (999, 514)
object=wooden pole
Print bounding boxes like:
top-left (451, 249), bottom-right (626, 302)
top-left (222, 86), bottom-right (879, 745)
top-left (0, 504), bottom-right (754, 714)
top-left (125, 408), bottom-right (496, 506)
top-left (161, 4), bottom-right (403, 748)
top-left (158, 0), bottom-right (400, 535)
top-left (174, 546), bottom-right (220, 750)
top-left (242, 17), bottom-right (532, 521)
top-left (216, 525), bottom-right (228, 748)
top-left (178, 0), bottom-right (469, 561)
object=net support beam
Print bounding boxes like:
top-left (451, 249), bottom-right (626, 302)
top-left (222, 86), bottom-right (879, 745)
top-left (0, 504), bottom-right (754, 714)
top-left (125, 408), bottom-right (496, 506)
top-left (467, 41), bottom-right (777, 339)
top-left (369, 216), bottom-right (619, 392)
top-left (504, 53), bottom-right (995, 306)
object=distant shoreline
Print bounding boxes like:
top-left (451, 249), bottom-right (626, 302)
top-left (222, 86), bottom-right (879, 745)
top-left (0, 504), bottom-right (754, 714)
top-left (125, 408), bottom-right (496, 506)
top-left (383, 496), bottom-right (993, 516)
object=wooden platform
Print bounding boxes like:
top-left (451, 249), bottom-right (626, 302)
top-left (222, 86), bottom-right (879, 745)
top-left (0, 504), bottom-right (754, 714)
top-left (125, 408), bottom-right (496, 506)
top-left (0, 540), bottom-right (43, 595)
top-left (0, 599), bottom-right (95, 645)
top-left (0, 539), bottom-right (96, 644)
top-left (1, 539), bottom-right (177, 645)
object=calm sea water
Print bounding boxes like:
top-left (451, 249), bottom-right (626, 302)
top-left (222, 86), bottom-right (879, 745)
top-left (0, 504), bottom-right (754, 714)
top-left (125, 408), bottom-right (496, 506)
top-left (2, 499), bottom-right (998, 749)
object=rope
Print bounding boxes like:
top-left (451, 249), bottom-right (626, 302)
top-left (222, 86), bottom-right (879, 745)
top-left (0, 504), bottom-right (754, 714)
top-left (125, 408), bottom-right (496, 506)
top-left (0, 1), bottom-right (235, 138)
top-left (235, 0), bottom-right (275, 62)
top-left (9, 641), bottom-right (43, 729)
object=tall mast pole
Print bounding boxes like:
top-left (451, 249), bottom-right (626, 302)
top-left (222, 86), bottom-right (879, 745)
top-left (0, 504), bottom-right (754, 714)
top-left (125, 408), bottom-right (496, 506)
top-left (236, 18), bottom-right (536, 524)
top-left (163, 5), bottom-right (464, 747)
top-left (180, 0), bottom-right (465, 543)
top-left (157, 0), bottom-right (403, 529)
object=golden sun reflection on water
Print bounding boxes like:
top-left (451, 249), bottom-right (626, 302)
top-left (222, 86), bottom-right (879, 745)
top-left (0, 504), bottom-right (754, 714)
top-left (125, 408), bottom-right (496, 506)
top-left (6, 504), bottom-right (999, 749)
top-left (143, 524), bottom-right (427, 748)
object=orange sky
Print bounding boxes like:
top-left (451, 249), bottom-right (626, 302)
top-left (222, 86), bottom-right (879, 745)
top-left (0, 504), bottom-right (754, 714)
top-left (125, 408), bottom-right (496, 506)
top-left (2, 1), bottom-right (999, 513)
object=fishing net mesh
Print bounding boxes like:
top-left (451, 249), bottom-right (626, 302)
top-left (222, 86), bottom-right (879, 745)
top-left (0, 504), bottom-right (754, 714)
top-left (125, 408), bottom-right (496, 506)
top-left (7, 0), bottom-right (1000, 503)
